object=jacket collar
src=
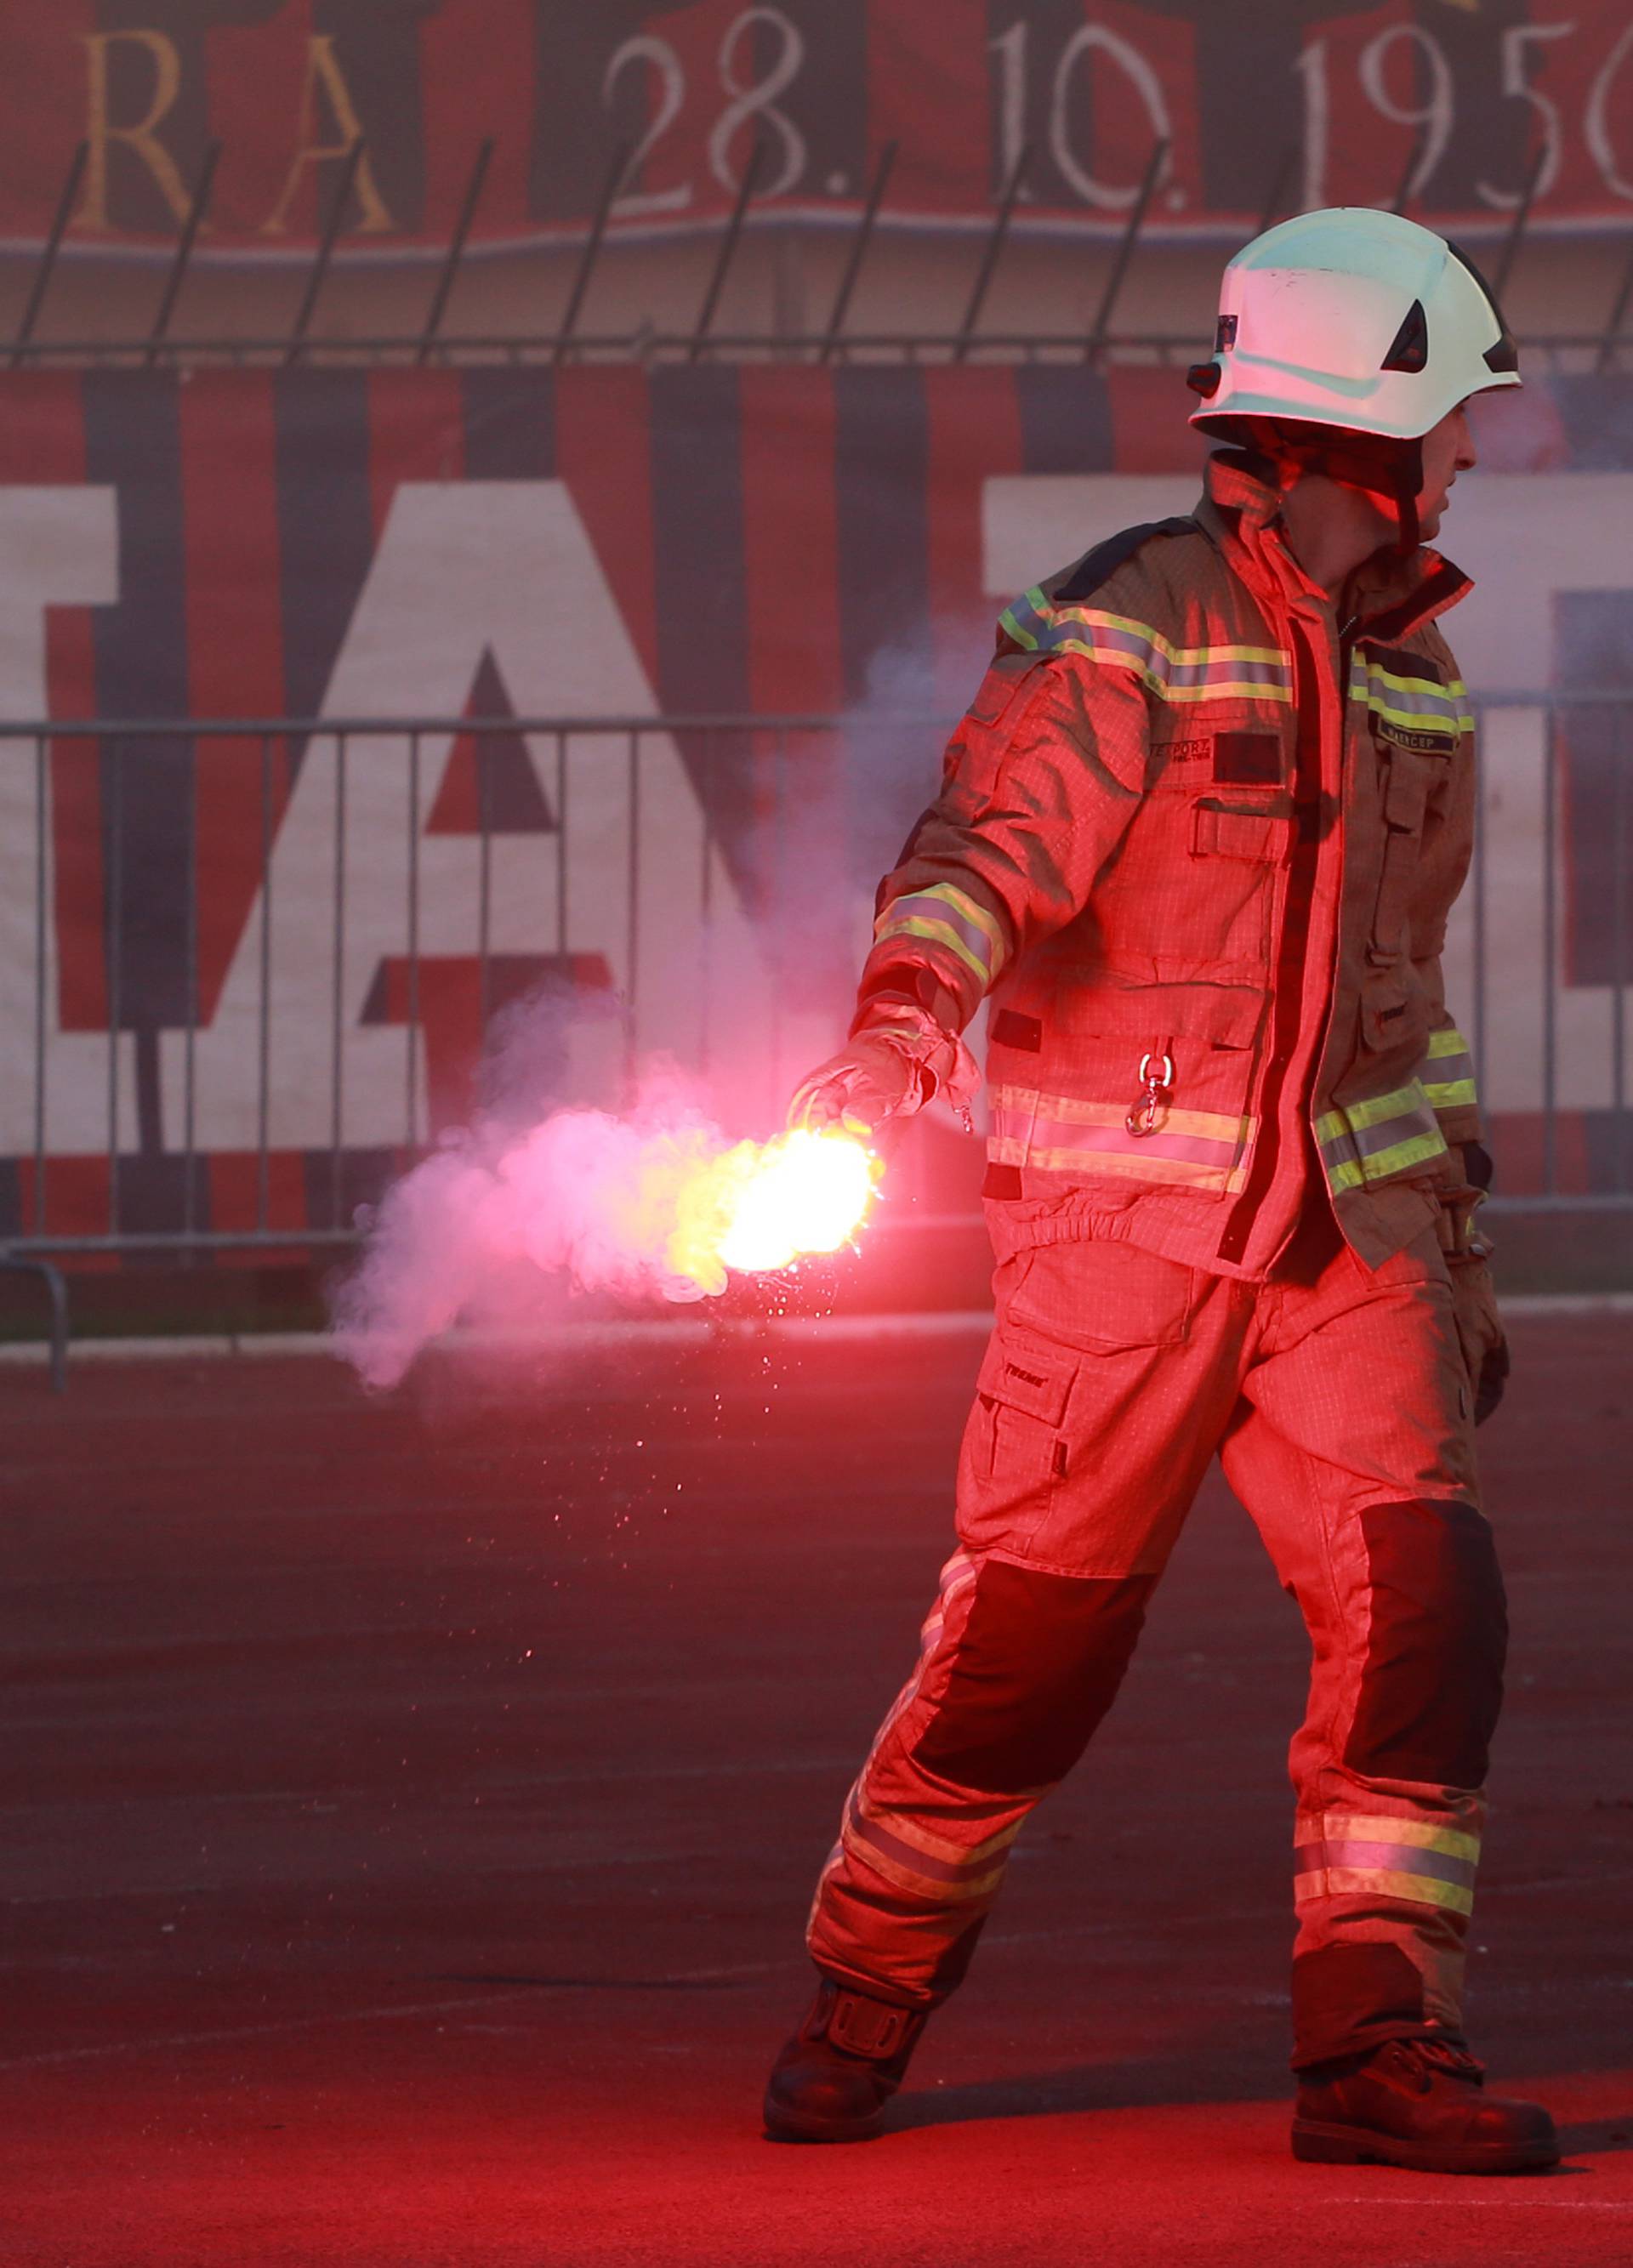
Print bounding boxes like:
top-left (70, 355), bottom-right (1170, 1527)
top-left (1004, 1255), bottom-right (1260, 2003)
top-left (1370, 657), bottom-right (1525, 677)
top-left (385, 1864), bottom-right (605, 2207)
top-left (1195, 449), bottom-right (1473, 644)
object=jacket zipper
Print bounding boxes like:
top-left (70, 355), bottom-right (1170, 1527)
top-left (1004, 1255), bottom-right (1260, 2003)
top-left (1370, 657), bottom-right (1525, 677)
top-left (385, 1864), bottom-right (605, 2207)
top-left (1215, 606), bottom-right (1334, 1268)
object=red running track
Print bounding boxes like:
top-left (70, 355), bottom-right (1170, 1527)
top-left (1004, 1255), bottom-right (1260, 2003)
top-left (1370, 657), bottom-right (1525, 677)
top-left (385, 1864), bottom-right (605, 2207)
top-left (2, 1313), bottom-right (1630, 2267)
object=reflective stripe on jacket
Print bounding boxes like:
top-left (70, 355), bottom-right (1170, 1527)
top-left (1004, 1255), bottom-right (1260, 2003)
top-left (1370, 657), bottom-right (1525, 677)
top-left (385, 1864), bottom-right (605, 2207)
top-left (857, 449), bottom-right (1483, 1278)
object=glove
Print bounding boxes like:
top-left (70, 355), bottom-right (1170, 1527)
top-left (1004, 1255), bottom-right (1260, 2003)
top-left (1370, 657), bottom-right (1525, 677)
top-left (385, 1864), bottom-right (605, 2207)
top-left (787, 1003), bottom-right (979, 1137)
top-left (1436, 1185), bottom-right (1508, 1425)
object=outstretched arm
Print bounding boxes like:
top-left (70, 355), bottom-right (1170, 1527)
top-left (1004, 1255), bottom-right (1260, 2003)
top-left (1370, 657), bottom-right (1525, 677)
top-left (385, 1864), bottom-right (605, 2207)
top-left (790, 640), bottom-right (1152, 1132)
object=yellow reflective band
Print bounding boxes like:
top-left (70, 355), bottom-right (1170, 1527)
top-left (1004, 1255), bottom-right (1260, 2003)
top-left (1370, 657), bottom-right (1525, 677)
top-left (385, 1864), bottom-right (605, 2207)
top-left (1317, 1078), bottom-right (1450, 1191)
top-left (852, 1798), bottom-right (1021, 1873)
top-left (1420, 1026), bottom-right (1479, 1116)
top-left (1000, 594), bottom-right (1294, 704)
top-left (1293, 1867), bottom-right (1475, 1917)
top-left (1340, 1081), bottom-right (1427, 1136)
top-left (884, 916), bottom-right (989, 983)
top-left (1350, 1128), bottom-right (1448, 1180)
top-left (1368, 701), bottom-right (1474, 733)
top-left (935, 884), bottom-right (1007, 958)
top-left (1075, 610), bottom-right (1286, 671)
top-left (1034, 639), bottom-right (1294, 703)
top-left (989, 1087), bottom-right (1250, 1145)
top-left (1349, 661), bottom-right (1475, 732)
top-left (840, 1827), bottom-right (1007, 1906)
top-left (988, 1137), bottom-right (1251, 1196)
top-left (1298, 1814), bottom-right (1481, 1863)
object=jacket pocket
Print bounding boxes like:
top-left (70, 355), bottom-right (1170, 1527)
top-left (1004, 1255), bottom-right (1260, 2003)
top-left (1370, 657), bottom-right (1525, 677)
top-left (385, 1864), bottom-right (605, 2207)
top-left (1368, 748), bottom-right (1443, 966)
top-left (1004, 1238), bottom-right (1193, 1350)
top-left (958, 1327), bottom-right (1077, 1549)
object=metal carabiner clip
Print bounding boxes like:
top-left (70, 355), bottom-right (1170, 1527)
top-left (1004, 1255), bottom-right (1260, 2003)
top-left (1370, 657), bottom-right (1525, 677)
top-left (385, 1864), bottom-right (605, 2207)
top-left (1125, 1049), bottom-right (1175, 1139)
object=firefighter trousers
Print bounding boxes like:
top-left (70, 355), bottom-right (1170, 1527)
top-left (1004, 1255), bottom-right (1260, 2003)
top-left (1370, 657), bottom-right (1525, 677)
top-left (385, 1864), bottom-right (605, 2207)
top-left (805, 1204), bottom-right (1506, 2067)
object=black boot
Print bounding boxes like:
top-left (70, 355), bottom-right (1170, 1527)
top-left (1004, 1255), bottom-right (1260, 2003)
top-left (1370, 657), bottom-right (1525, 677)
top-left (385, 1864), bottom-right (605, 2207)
top-left (1293, 2036), bottom-right (1559, 2174)
top-left (762, 1977), bottom-right (927, 2142)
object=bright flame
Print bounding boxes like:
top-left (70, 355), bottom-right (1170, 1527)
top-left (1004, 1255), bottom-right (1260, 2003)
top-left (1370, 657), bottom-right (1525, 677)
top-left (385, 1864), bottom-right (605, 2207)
top-left (333, 1083), bottom-right (888, 1388)
top-left (665, 1128), bottom-right (880, 1295)
top-left (720, 1128), bottom-right (879, 1273)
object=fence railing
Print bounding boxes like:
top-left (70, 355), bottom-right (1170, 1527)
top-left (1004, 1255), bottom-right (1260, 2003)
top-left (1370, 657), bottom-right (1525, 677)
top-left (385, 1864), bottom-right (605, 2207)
top-left (10, 332), bottom-right (1633, 377)
top-left (15, 133), bottom-right (1633, 374)
top-left (0, 701), bottom-right (1629, 1370)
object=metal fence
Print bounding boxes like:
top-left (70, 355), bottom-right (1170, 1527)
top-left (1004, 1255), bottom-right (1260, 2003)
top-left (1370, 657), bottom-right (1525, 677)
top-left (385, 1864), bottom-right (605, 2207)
top-left (0, 702), bottom-right (1630, 1375)
top-left (15, 132), bottom-right (1633, 373)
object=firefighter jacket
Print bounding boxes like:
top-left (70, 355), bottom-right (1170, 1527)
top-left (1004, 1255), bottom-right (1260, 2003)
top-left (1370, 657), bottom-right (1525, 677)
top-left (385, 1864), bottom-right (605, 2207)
top-left (856, 449), bottom-right (1485, 1280)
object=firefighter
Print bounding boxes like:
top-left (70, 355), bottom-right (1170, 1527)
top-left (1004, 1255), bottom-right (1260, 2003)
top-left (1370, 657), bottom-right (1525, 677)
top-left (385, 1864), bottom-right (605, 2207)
top-left (763, 209), bottom-right (1558, 2174)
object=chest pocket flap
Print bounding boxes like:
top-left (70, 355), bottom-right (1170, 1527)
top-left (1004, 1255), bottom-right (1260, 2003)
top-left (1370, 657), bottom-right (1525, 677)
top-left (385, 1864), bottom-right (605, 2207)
top-left (1190, 796), bottom-right (1294, 862)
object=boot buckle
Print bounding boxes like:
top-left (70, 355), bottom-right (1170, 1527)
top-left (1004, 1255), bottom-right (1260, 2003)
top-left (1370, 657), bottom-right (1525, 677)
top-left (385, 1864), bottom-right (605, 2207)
top-left (828, 1989), bottom-right (913, 2060)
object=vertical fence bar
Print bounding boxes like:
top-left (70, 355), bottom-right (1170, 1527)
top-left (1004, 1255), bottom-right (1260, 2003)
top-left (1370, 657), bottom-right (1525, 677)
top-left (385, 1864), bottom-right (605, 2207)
top-left (556, 730), bottom-right (568, 960)
top-left (257, 733), bottom-right (273, 1232)
top-left (1254, 145), bottom-right (1298, 241)
top-left (699, 726), bottom-right (714, 1078)
top-left (147, 139), bottom-right (220, 367)
top-left (555, 139), bottom-right (632, 367)
top-left (625, 729), bottom-right (640, 1079)
top-left (106, 742), bottom-right (124, 1235)
top-left (820, 139), bottom-right (897, 364)
top-left (1471, 705), bottom-right (1488, 1158)
top-left (32, 735), bottom-right (48, 1233)
top-left (11, 140), bottom-right (88, 367)
top-left (182, 742), bottom-right (199, 1236)
top-left (407, 730), bottom-right (421, 1149)
top-left (1597, 232), bottom-right (1633, 373)
top-left (1614, 705), bottom-right (1628, 1192)
top-left (478, 724), bottom-right (492, 1043)
top-left (417, 136), bottom-right (493, 366)
top-left (1542, 703), bottom-right (1557, 1196)
top-left (1494, 142), bottom-right (1548, 301)
top-left (771, 725), bottom-right (788, 1102)
top-left (287, 139), bottom-right (367, 366)
top-left (1389, 128), bottom-right (1426, 217)
top-left (330, 732), bottom-right (347, 1229)
top-left (1085, 138), bottom-right (1169, 365)
top-left (954, 142), bottom-right (1029, 364)
top-left (690, 139), bottom-right (766, 362)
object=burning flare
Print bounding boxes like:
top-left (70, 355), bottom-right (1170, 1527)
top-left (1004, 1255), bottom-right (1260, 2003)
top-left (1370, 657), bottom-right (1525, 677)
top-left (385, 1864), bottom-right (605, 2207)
top-left (675, 1127), bottom-right (880, 1292)
top-left (332, 1085), bottom-right (882, 1389)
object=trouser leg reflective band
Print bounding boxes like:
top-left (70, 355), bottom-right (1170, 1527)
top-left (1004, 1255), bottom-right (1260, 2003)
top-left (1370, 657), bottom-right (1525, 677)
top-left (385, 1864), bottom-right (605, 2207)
top-left (806, 1553), bottom-right (1152, 2009)
top-left (1286, 1496), bottom-right (1504, 2064)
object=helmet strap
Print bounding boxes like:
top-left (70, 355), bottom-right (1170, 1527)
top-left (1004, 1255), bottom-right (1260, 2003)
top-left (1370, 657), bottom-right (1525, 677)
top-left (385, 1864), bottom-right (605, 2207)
top-left (1217, 419), bottom-right (1425, 556)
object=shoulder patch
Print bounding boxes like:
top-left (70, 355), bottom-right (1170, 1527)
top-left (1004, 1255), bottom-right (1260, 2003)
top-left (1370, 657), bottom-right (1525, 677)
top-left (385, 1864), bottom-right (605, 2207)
top-left (1051, 516), bottom-right (1196, 604)
top-left (1364, 643), bottom-right (1443, 685)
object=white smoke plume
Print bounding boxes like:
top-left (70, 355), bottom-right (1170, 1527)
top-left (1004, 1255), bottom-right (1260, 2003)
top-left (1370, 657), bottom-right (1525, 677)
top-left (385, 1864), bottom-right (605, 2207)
top-left (330, 986), bottom-right (882, 1390)
top-left (332, 645), bottom-right (977, 1393)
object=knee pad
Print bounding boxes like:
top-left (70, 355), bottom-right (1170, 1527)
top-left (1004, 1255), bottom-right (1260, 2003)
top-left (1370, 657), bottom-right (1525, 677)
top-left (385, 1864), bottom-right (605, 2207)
top-left (912, 1560), bottom-right (1152, 1794)
top-left (1346, 1498), bottom-right (1506, 1788)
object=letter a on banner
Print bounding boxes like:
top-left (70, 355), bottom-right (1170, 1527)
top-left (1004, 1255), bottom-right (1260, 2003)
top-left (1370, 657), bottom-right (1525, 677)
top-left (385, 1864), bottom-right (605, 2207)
top-left (174, 482), bottom-right (770, 1156)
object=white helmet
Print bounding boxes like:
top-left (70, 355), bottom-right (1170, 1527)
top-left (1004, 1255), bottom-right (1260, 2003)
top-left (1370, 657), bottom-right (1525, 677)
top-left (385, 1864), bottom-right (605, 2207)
top-left (1187, 207), bottom-right (1520, 442)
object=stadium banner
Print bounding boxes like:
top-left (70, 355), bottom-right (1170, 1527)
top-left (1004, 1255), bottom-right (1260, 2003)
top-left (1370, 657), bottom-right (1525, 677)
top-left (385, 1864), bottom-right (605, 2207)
top-left (6, 2), bottom-right (1633, 259)
top-left (0, 362), bottom-right (1628, 1249)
